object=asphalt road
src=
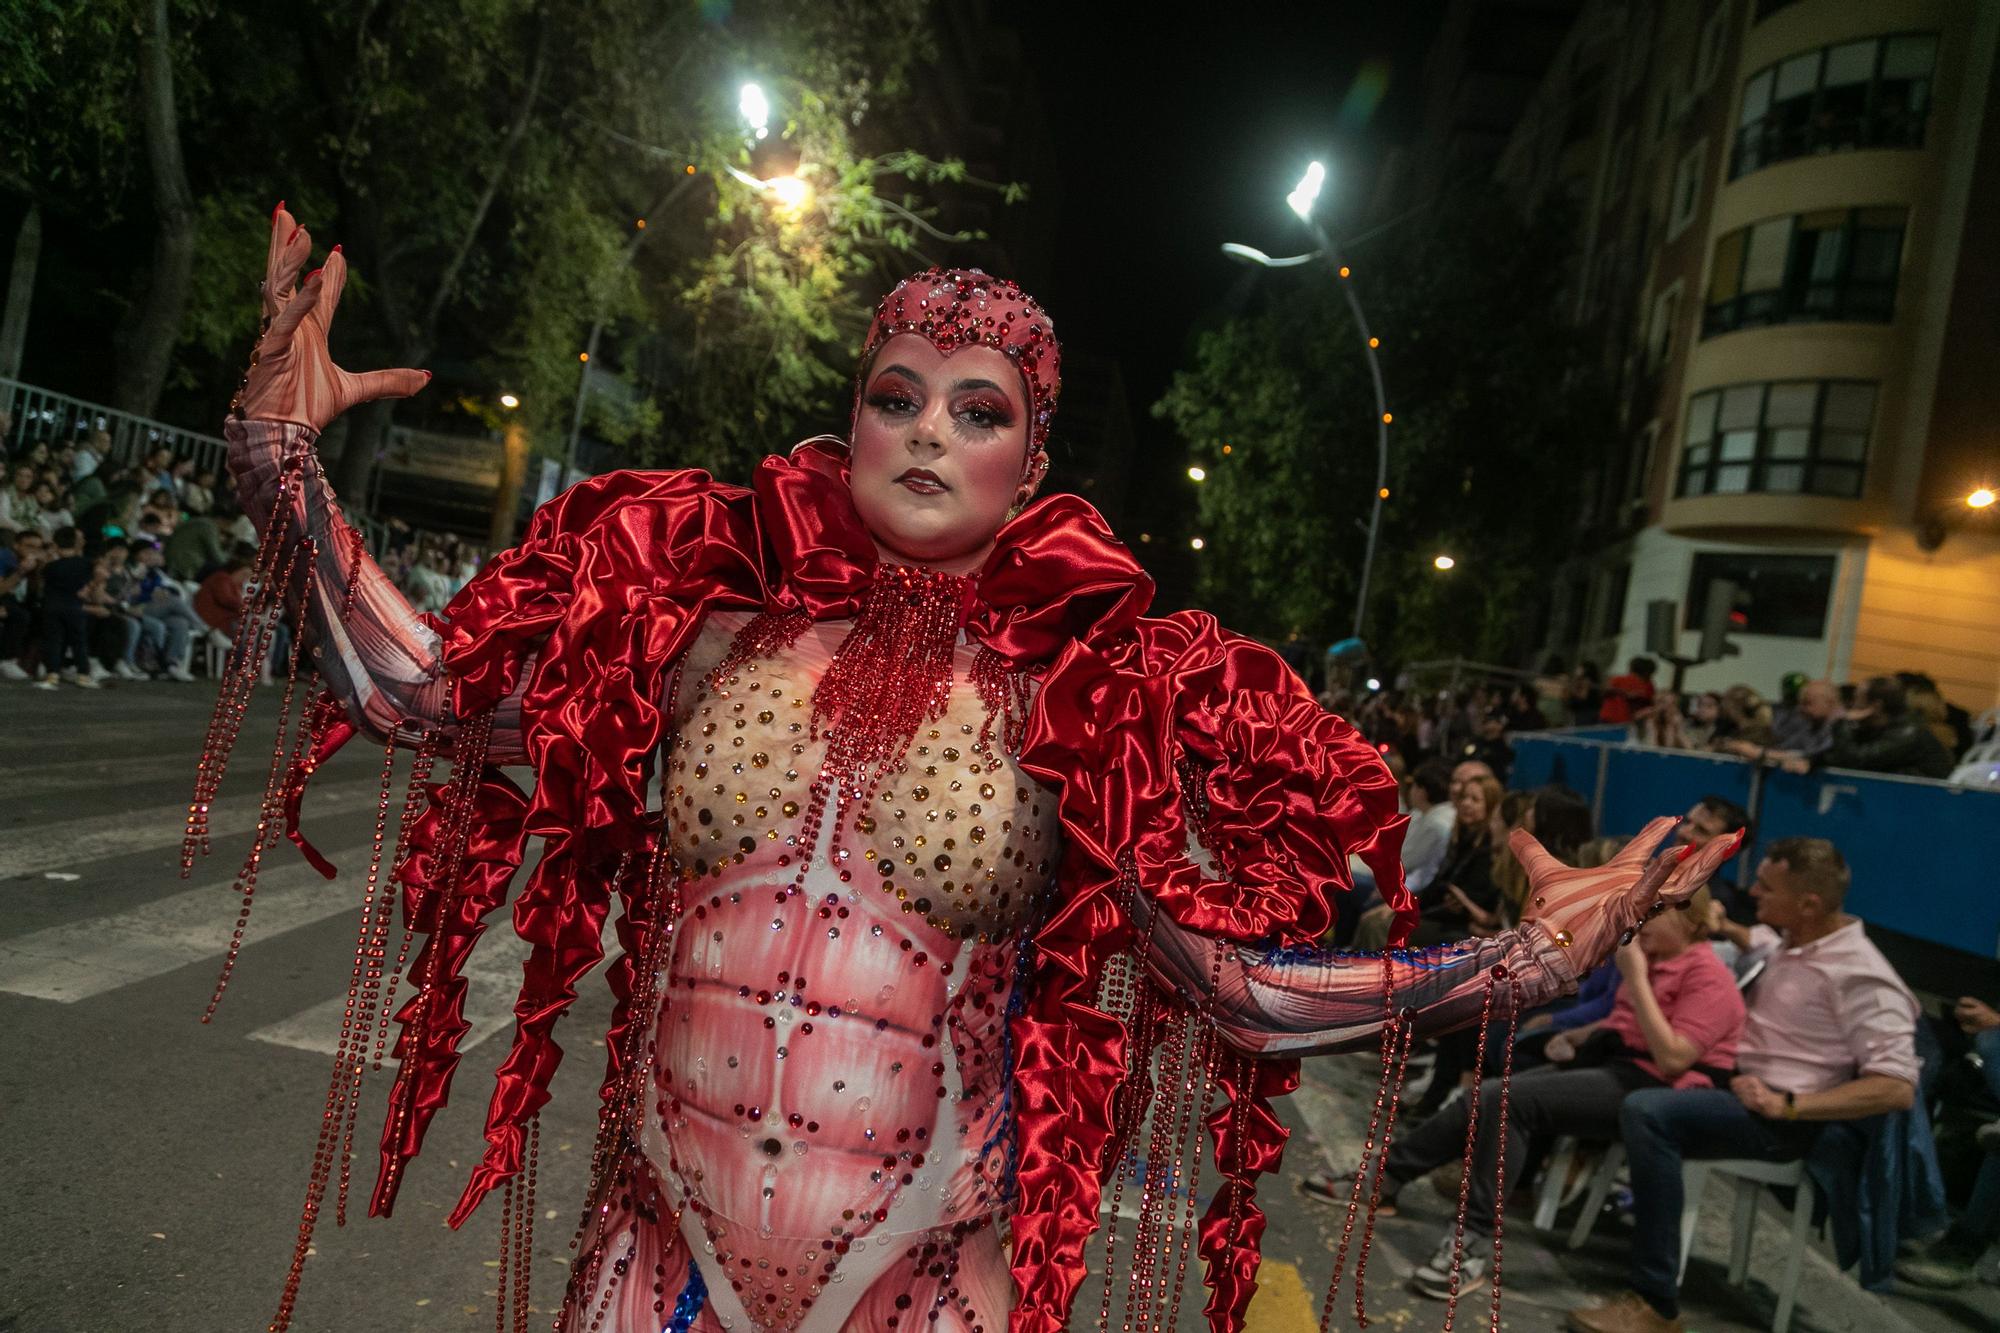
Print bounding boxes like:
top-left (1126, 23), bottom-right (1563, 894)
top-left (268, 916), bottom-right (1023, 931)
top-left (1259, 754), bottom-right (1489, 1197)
top-left (3, 682), bottom-right (1995, 1332)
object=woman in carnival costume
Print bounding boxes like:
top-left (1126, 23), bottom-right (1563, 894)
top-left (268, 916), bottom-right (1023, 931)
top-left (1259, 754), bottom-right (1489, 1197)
top-left (196, 206), bottom-right (1737, 1332)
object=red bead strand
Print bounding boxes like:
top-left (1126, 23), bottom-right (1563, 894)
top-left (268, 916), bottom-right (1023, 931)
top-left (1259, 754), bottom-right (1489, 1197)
top-left (1440, 970), bottom-right (1503, 1332)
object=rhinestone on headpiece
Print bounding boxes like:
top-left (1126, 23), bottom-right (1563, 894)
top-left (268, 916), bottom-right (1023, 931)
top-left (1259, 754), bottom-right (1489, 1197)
top-left (852, 267), bottom-right (1061, 483)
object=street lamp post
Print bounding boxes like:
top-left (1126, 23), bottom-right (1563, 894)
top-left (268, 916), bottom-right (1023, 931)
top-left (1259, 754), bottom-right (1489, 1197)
top-left (1221, 161), bottom-right (1393, 643)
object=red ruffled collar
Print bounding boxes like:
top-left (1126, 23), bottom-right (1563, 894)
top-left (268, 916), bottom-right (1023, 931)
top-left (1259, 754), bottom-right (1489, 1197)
top-left (752, 438), bottom-right (1155, 667)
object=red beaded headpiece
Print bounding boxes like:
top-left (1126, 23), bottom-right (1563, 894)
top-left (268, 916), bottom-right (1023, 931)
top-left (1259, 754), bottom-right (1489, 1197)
top-left (853, 266), bottom-right (1060, 490)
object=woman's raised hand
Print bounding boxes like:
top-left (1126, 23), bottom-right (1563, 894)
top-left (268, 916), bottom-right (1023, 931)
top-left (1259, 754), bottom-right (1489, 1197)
top-left (235, 202), bottom-right (429, 430)
top-left (1514, 816), bottom-right (1744, 972)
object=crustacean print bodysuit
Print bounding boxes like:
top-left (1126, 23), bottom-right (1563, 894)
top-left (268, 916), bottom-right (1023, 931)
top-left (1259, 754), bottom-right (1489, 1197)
top-left (224, 417), bottom-right (1584, 1333)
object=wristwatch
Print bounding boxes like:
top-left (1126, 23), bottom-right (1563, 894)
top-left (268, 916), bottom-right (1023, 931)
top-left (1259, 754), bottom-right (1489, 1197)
top-left (1782, 1089), bottom-right (1798, 1120)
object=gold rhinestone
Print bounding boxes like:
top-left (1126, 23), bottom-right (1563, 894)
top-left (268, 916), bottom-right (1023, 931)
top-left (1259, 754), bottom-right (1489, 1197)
top-left (911, 785), bottom-right (929, 800)
top-left (942, 747), bottom-right (959, 761)
top-left (782, 801), bottom-right (800, 817)
top-left (751, 753), bottom-right (770, 768)
top-left (758, 710), bottom-right (774, 724)
top-left (979, 784), bottom-right (995, 800)
top-left (856, 816), bottom-right (877, 835)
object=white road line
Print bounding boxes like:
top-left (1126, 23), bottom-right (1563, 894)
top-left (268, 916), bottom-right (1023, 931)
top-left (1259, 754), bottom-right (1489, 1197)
top-left (0, 840), bottom-right (377, 1002)
top-left (0, 783), bottom-right (380, 879)
top-left (0, 750), bottom-right (224, 800)
top-left (250, 919), bottom-right (619, 1057)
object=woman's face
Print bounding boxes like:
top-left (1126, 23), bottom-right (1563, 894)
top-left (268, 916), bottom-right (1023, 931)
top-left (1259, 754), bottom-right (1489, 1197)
top-left (849, 334), bottom-right (1034, 574)
top-left (1691, 693), bottom-right (1720, 723)
top-left (1453, 785), bottom-right (1488, 829)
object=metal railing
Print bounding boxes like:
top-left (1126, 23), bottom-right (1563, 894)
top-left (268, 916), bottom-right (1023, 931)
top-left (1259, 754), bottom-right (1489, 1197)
top-left (1, 377), bottom-right (228, 475)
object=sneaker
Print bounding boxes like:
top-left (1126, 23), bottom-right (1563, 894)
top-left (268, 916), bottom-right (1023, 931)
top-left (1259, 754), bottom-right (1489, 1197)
top-left (1896, 1253), bottom-right (1976, 1289)
top-left (85, 661), bottom-right (110, 682)
top-left (1565, 1291), bottom-right (1684, 1332)
top-left (165, 665), bottom-right (197, 683)
top-left (29, 677), bottom-right (57, 690)
top-left (113, 659), bottom-right (144, 680)
top-left (0, 659), bottom-right (27, 680)
top-left (61, 669), bottom-right (101, 690)
top-left (1411, 1232), bottom-right (1490, 1298)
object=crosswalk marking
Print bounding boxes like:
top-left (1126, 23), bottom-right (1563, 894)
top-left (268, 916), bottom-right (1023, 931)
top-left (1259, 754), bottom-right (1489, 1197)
top-left (0, 783), bottom-right (380, 879)
top-left (250, 921), bottom-right (532, 1056)
top-left (0, 840), bottom-right (377, 1002)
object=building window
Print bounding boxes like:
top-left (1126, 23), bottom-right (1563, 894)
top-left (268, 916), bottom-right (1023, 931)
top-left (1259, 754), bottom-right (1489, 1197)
top-left (1695, 9), bottom-right (1728, 92)
top-left (1677, 380), bottom-right (1875, 499)
top-left (1703, 207), bottom-right (1904, 334)
top-left (1685, 551), bottom-right (1835, 639)
top-left (1667, 140), bottom-right (1706, 240)
top-left (1731, 32), bottom-right (1937, 179)
top-left (1645, 281), bottom-right (1683, 371)
top-left (1626, 420), bottom-right (1661, 508)
top-left (1599, 564), bottom-right (1631, 639)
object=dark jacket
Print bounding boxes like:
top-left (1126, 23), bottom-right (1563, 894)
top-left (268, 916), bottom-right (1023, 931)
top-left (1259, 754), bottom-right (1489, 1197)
top-left (1820, 714), bottom-right (1954, 779)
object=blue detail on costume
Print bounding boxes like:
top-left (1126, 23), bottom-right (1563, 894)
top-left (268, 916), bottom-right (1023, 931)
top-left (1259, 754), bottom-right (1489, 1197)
top-left (664, 1259), bottom-right (707, 1332)
top-left (1253, 938), bottom-right (1477, 971)
top-left (976, 928), bottom-right (1034, 1208)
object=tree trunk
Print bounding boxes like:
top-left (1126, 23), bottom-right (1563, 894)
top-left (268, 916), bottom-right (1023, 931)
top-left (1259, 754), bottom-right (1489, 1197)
top-left (0, 199), bottom-right (41, 382)
top-left (112, 0), bottom-right (197, 417)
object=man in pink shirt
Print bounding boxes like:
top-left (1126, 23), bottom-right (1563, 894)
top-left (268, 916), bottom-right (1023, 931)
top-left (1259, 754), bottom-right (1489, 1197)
top-left (1361, 884), bottom-right (1744, 1301)
top-left (1567, 838), bottom-right (1919, 1333)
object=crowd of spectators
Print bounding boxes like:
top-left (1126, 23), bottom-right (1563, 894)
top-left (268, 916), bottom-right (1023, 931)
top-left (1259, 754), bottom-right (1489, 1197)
top-left (0, 412), bottom-right (483, 688)
top-left (1573, 655), bottom-right (1977, 781)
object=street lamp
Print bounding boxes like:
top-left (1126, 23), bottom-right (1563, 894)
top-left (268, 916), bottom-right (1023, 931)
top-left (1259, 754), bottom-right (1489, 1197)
top-left (740, 82), bottom-right (770, 139)
top-left (1970, 487), bottom-right (1996, 509)
top-left (1221, 159), bottom-right (1393, 644)
top-left (1187, 465), bottom-right (1207, 482)
top-left (1433, 554), bottom-right (1456, 571)
top-left (499, 393), bottom-right (520, 410)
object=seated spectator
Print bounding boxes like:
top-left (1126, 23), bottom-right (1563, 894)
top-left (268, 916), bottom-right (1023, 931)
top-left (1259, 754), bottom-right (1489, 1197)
top-left (0, 462), bottom-right (40, 535)
top-left (181, 465), bottom-right (217, 516)
top-left (1400, 761), bottom-right (1456, 893)
top-left (0, 528), bottom-right (49, 679)
top-left (141, 445), bottom-right (177, 498)
top-left (71, 430), bottom-right (105, 481)
top-left (1564, 661), bottom-right (1605, 727)
top-left (1897, 995), bottom-right (2000, 1287)
top-left (1599, 656), bottom-right (1658, 724)
top-left (1352, 772), bottom-right (1504, 950)
top-left (164, 510), bottom-right (229, 583)
top-left (1726, 677), bottom-right (1839, 764)
top-left (1675, 795), bottom-right (1752, 925)
top-left (132, 541), bottom-right (200, 681)
top-left (194, 554), bottom-right (249, 639)
top-left (1504, 683), bottom-right (1546, 733)
top-left (1566, 838), bottom-right (1919, 1333)
top-left (88, 541), bottom-right (151, 680)
top-left (1631, 690), bottom-right (1688, 750)
top-left (1681, 691), bottom-right (1721, 748)
top-left (1365, 884), bottom-right (1741, 1301)
top-left (1711, 684), bottom-right (1775, 750)
top-left (139, 486), bottom-right (180, 537)
top-left (32, 479), bottom-right (73, 538)
top-left (1772, 675), bottom-right (1953, 780)
top-left (1471, 785), bottom-right (1593, 932)
top-left (1898, 671), bottom-right (1969, 759)
top-left (1454, 710), bottom-right (1514, 781)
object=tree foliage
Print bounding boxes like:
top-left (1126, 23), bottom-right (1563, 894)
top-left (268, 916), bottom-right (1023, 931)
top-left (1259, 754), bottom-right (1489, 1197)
top-left (1155, 188), bottom-right (1614, 668)
top-left (7, 0), bottom-right (1012, 512)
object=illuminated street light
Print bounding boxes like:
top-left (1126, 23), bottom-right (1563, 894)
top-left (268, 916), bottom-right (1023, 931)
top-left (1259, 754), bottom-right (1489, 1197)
top-left (766, 174), bottom-right (811, 211)
top-left (1187, 465), bottom-right (1207, 482)
top-left (1221, 159), bottom-right (1392, 642)
top-left (1433, 554), bottom-right (1456, 571)
top-left (740, 82), bottom-right (770, 139)
top-left (499, 393), bottom-right (520, 409)
top-left (1190, 536), bottom-right (1206, 551)
top-left (1970, 487), bottom-right (1996, 509)
top-left (1365, 677), bottom-right (1382, 691)
top-left (1286, 161), bottom-right (1325, 220)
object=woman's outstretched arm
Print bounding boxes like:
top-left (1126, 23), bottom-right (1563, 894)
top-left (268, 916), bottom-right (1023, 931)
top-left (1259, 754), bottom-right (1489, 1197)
top-left (1141, 816), bottom-right (1741, 1057)
top-left (228, 204), bottom-right (524, 760)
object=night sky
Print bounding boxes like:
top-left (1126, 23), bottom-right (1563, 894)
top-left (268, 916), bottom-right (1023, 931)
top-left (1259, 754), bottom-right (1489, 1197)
top-left (993, 3), bottom-right (1442, 588)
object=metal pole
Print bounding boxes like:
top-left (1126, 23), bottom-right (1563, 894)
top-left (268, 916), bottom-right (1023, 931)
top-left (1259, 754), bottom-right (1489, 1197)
top-left (1309, 222), bottom-right (1391, 641)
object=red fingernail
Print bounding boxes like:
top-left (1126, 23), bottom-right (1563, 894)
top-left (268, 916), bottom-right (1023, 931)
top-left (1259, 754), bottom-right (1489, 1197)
top-left (305, 266), bottom-right (323, 281)
top-left (1677, 844), bottom-right (1695, 861)
top-left (330, 244), bottom-right (342, 256)
top-left (421, 370), bottom-right (432, 382)
top-left (287, 226), bottom-right (302, 245)
top-left (272, 199), bottom-right (285, 221)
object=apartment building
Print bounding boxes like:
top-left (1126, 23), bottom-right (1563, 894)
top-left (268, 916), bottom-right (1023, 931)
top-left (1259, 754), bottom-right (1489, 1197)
top-left (1510, 0), bottom-right (2000, 708)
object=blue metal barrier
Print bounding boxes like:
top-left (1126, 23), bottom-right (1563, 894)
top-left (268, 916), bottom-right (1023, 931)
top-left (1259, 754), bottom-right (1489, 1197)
top-left (1510, 732), bottom-right (2000, 960)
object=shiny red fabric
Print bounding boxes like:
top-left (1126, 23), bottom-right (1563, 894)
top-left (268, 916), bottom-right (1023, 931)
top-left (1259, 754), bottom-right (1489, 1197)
top-left (1012, 616), bottom-right (1413, 1327)
top-left (379, 438), bottom-right (1412, 1331)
